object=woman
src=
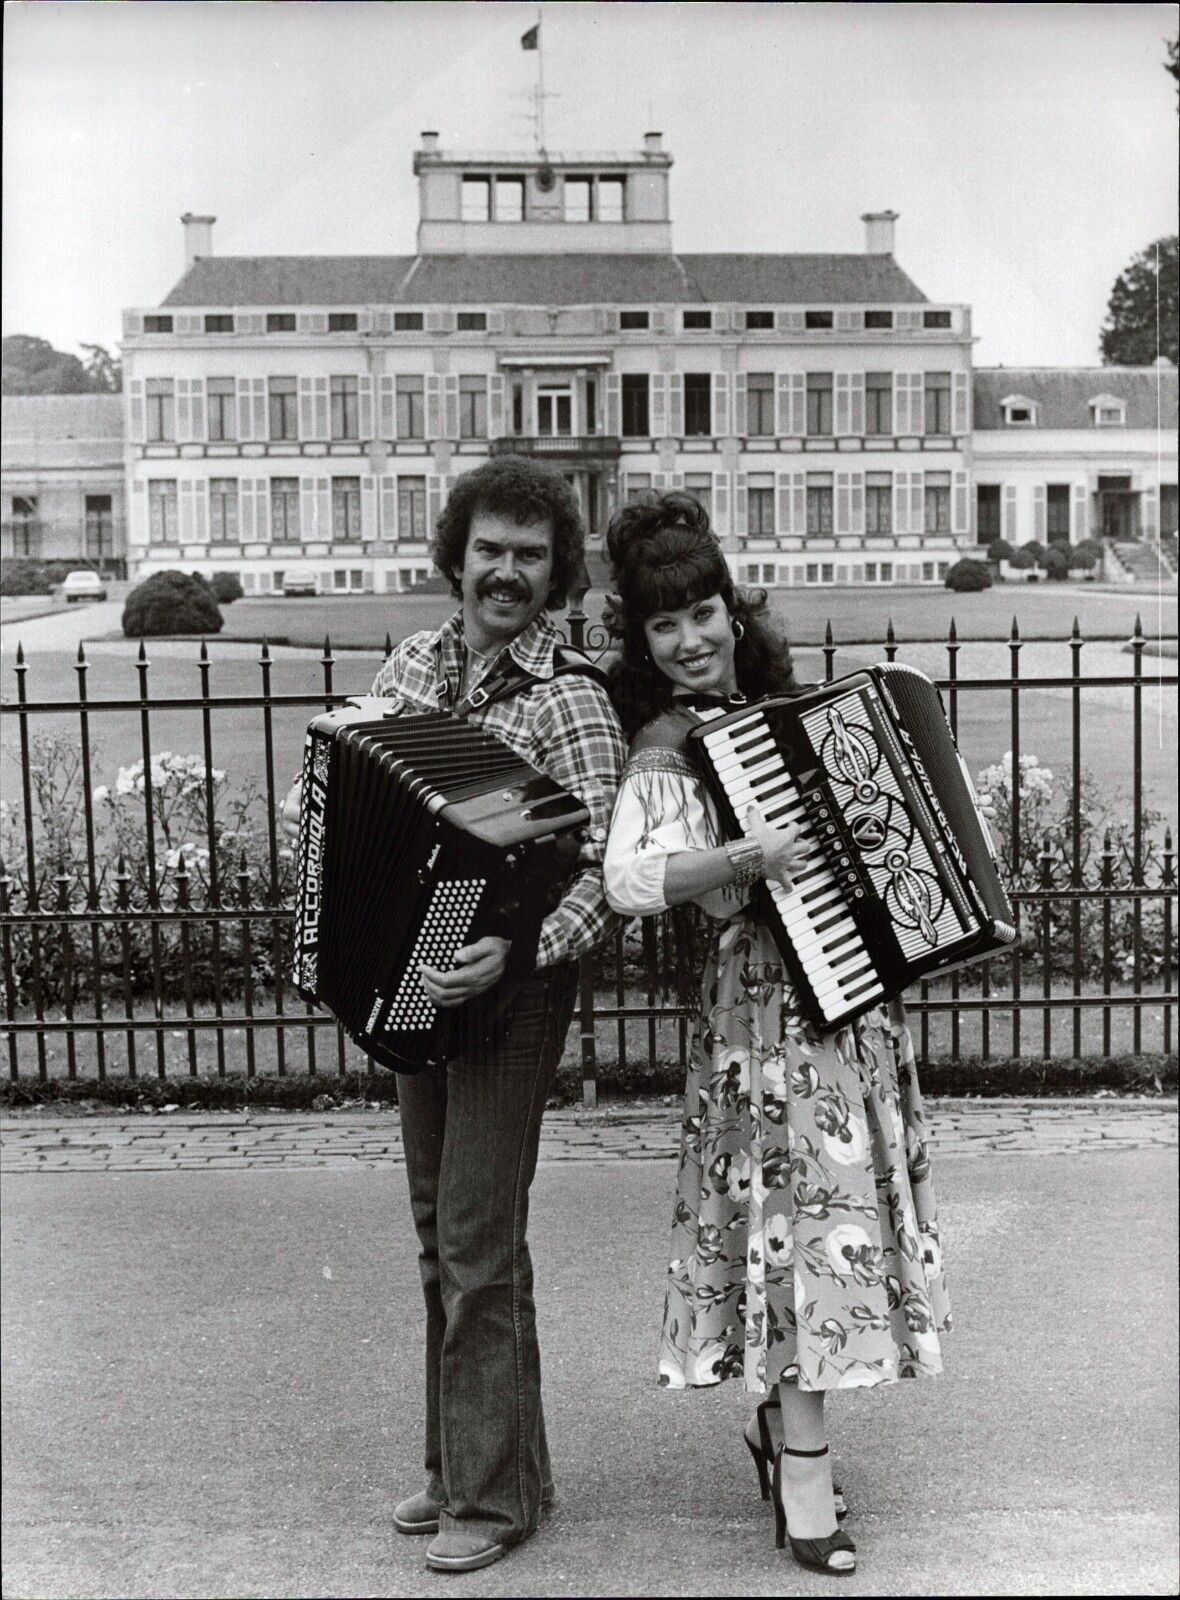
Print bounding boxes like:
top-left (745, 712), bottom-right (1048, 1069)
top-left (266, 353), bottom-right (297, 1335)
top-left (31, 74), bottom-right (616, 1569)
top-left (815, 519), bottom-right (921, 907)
top-left (602, 493), bottom-right (950, 1576)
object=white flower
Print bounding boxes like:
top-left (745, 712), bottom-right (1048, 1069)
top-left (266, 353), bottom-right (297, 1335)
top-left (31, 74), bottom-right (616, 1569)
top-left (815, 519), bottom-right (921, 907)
top-left (686, 1343), bottom-right (726, 1385)
top-left (822, 1113), bottom-right (870, 1168)
top-left (920, 1226), bottom-right (943, 1282)
top-left (826, 1223), bottom-right (873, 1276)
top-left (764, 1214), bottom-right (793, 1267)
top-left (726, 1154), bottom-right (752, 1202)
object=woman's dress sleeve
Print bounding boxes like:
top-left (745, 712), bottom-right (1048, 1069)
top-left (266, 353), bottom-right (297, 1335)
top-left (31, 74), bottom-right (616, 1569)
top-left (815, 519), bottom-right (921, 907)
top-left (603, 749), bottom-right (740, 920)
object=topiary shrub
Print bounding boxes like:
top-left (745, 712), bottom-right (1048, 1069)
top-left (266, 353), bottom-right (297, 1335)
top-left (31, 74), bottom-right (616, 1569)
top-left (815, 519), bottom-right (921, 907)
top-left (122, 571), bottom-right (223, 638)
top-left (1007, 544), bottom-right (1038, 570)
top-left (1043, 546), bottom-right (1070, 581)
top-left (1023, 540), bottom-right (1052, 567)
top-left (1072, 537), bottom-right (1103, 565)
top-left (0, 559), bottom-right (54, 597)
top-left (945, 558), bottom-right (993, 592)
top-left (986, 537), bottom-right (1016, 565)
top-left (210, 571), bottom-right (244, 604)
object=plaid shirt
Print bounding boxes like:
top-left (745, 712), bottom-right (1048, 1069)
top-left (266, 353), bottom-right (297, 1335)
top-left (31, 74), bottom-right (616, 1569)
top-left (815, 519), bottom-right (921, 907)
top-left (369, 609), bottom-right (626, 969)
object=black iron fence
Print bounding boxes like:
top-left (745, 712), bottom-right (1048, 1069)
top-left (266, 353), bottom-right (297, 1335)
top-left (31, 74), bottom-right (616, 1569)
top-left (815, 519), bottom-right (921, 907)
top-left (1, 608), bottom-right (1175, 1102)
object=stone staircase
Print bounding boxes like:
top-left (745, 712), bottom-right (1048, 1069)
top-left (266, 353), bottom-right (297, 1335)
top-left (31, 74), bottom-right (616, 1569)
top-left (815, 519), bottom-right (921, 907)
top-left (1109, 541), bottom-right (1179, 585)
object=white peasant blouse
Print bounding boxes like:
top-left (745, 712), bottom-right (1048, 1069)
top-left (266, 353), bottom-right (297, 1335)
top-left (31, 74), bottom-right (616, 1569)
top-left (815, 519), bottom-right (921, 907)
top-left (603, 748), bottom-right (744, 923)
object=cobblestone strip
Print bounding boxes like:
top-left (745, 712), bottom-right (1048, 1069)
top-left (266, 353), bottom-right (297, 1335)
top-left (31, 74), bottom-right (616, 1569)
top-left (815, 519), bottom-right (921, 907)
top-left (0, 1099), bottom-right (1175, 1175)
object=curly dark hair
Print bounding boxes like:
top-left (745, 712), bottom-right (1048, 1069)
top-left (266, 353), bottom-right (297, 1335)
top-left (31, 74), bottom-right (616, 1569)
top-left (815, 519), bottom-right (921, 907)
top-left (432, 456), bottom-right (586, 609)
top-left (603, 491), bottom-right (800, 737)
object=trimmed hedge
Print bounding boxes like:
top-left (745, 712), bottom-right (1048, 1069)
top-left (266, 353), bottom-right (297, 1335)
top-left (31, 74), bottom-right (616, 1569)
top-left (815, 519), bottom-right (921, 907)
top-left (986, 537), bottom-right (1016, 565)
top-left (1007, 544), bottom-right (1038, 570)
top-left (122, 571), bottom-right (223, 637)
top-left (210, 571), bottom-right (244, 604)
top-left (945, 558), bottom-right (992, 592)
top-left (0, 558), bottom-right (78, 597)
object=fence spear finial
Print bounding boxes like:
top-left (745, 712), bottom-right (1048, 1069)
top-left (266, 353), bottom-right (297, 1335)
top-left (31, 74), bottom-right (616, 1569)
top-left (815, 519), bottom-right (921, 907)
top-left (384, 632), bottom-right (393, 659)
top-left (948, 616), bottom-right (957, 643)
top-left (1071, 615), bottom-right (1081, 641)
top-left (15, 641), bottom-right (24, 666)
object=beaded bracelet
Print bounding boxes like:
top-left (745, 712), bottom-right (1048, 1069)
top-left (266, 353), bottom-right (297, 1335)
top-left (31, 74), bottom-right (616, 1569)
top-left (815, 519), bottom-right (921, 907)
top-left (725, 836), bottom-right (765, 890)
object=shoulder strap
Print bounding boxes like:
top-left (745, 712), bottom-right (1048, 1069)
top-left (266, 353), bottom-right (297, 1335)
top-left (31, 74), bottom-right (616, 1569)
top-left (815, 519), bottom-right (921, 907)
top-left (453, 641), bottom-right (609, 716)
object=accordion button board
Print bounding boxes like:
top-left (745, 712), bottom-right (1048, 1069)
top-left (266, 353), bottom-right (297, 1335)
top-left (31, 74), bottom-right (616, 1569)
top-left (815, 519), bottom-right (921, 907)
top-left (294, 704), bottom-right (589, 1072)
top-left (688, 666), bottom-right (1016, 1033)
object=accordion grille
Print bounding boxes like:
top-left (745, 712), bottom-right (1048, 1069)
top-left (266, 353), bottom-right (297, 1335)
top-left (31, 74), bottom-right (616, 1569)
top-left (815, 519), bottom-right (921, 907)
top-left (383, 877), bottom-right (487, 1032)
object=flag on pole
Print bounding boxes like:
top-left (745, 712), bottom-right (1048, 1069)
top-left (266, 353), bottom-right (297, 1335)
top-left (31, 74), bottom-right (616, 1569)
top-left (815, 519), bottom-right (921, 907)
top-left (521, 23), bottom-right (539, 49)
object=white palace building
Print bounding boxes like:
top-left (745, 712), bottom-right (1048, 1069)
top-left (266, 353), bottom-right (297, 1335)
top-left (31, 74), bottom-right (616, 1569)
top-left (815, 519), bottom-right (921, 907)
top-left (113, 132), bottom-right (1177, 595)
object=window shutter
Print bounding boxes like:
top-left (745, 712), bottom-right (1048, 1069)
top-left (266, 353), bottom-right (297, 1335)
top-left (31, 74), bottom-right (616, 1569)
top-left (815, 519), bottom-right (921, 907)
top-left (176, 313), bottom-right (202, 337)
top-left (835, 471), bottom-right (851, 534)
top-left (488, 373), bottom-right (505, 438)
top-left (1002, 484), bottom-right (1017, 542)
top-left (910, 470), bottom-right (924, 533)
top-left (181, 479), bottom-right (209, 545)
top-left (235, 376), bottom-right (252, 441)
top-left (255, 477), bottom-right (271, 545)
top-left (732, 373), bottom-right (748, 438)
top-left (422, 473), bottom-right (441, 537)
top-left (179, 480), bottom-right (194, 544)
top-left (652, 310), bottom-right (669, 335)
top-left (835, 373), bottom-right (852, 436)
top-left (355, 309), bottom-right (373, 336)
top-left (778, 311), bottom-right (806, 334)
top-left (896, 309), bottom-right (922, 331)
top-left (358, 375), bottom-right (374, 440)
top-left (776, 471), bottom-right (793, 534)
top-left (300, 478), bottom-right (317, 543)
top-left (952, 371), bottom-right (969, 435)
top-left (361, 474), bottom-right (377, 542)
top-left (790, 472), bottom-right (806, 536)
top-left (671, 471), bottom-right (685, 489)
top-left (251, 379), bottom-right (267, 441)
top-left (849, 373), bottom-right (865, 436)
top-left (237, 311), bottom-right (264, 336)
top-left (297, 312), bottom-right (328, 335)
top-left (605, 373), bottom-right (621, 435)
top-left (734, 472), bottom-right (748, 534)
top-left (426, 376), bottom-right (443, 440)
top-left (850, 469), bottom-right (865, 535)
top-left (789, 372), bottom-right (805, 437)
top-left (487, 310), bottom-right (505, 335)
top-left (714, 308), bottom-right (731, 334)
top-left (129, 479), bottom-right (148, 546)
top-left (653, 472), bottom-right (669, 492)
top-left (379, 376), bottom-right (396, 440)
top-left (953, 469), bottom-right (969, 536)
top-left (443, 374), bottom-right (460, 440)
top-left (1072, 484), bottom-right (1087, 541)
top-left (600, 308), bottom-right (621, 335)
top-left (712, 372), bottom-right (730, 437)
top-left (374, 312), bottom-right (392, 336)
top-left (127, 379), bottom-right (146, 444)
top-left (835, 310), bottom-right (864, 332)
top-left (425, 311), bottom-right (455, 336)
top-left (124, 311), bottom-right (144, 338)
top-left (651, 373), bottom-right (668, 437)
top-left (299, 378), bottom-right (314, 441)
top-left (190, 378), bottom-right (206, 442)
top-left (668, 372), bottom-right (684, 436)
top-left (315, 477), bottom-right (331, 543)
top-left (380, 475), bottom-right (398, 543)
top-left (1033, 484), bottom-right (1046, 541)
top-left (909, 373), bottom-right (925, 437)
top-left (893, 471), bottom-right (910, 535)
top-left (713, 470), bottom-right (730, 535)
top-left (176, 379), bottom-right (192, 443)
top-left (893, 373), bottom-right (909, 438)
top-left (239, 479), bottom-right (256, 543)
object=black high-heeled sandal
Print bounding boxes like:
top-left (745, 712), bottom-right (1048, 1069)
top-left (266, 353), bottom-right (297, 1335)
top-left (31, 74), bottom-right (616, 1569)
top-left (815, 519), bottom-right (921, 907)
top-left (746, 1399), bottom-right (847, 1519)
top-left (771, 1443), bottom-right (857, 1575)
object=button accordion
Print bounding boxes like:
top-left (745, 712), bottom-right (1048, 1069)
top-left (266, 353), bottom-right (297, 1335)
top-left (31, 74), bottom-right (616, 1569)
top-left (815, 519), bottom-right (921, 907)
top-left (687, 665), bottom-right (1016, 1031)
top-left (293, 700), bottom-right (589, 1071)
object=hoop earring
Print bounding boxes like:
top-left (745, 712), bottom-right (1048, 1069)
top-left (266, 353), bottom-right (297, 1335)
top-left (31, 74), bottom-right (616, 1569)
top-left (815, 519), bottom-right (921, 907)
top-left (732, 619), bottom-right (745, 641)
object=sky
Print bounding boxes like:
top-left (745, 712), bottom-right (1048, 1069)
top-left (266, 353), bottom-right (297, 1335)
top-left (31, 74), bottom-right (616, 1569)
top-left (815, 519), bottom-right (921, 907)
top-left (2, 1), bottom-right (1177, 368)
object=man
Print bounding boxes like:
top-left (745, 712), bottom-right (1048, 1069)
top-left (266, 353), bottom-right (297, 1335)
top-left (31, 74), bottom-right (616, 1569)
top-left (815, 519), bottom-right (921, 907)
top-left (284, 457), bottom-right (625, 1573)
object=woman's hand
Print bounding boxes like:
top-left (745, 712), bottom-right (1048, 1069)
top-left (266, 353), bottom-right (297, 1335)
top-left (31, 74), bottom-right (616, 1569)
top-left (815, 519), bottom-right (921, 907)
top-left (745, 804), bottom-right (810, 893)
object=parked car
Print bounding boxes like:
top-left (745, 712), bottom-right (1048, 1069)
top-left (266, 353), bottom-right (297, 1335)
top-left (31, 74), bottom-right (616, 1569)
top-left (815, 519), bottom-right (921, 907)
top-left (58, 571), bottom-right (108, 603)
top-left (281, 569), bottom-right (318, 597)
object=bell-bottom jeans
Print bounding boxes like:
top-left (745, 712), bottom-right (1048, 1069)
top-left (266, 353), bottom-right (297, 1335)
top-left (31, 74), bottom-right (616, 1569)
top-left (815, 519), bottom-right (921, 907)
top-left (396, 961), bottom-right (579, 1547)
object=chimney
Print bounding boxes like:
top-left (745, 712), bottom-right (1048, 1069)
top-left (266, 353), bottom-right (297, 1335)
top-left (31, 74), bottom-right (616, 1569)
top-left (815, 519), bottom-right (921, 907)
top-left (181, 212), bottom-right (215, 270)
top-left (643, 131), bottom-right (663, 153)
top-left (420, 130), bottom-right (440, 153)
top-left (861, 209), bottom-right (898, 255)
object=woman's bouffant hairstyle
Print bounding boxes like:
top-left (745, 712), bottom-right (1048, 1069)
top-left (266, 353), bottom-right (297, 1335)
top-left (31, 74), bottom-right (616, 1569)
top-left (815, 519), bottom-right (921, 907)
top-left (433, 456), bottom-right (586, 609)
top-left (604, 490), bottom-right (800, 737)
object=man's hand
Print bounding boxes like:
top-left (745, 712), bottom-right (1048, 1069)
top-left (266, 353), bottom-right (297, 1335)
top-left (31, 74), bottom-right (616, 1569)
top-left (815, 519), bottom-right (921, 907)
top-left (419, 936), bottom-right (512, 1009)
top-left (281, 777), bottom-right (302, 842)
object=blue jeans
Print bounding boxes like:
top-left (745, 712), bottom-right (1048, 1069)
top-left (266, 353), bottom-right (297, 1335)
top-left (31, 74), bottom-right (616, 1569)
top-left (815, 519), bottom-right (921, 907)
top-left (396, 962), bottom-right (579, 1547)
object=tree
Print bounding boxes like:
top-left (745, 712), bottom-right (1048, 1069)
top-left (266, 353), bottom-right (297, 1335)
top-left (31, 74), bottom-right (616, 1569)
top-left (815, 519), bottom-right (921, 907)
top-left (2, 334), bottom-right (122, 395)
top-left (1099, 236), bottom-right (1179, 367)
top-left (1167, 35), bottom-right (1179, 111)
top-left (80, 343), bottom-right (122, 393)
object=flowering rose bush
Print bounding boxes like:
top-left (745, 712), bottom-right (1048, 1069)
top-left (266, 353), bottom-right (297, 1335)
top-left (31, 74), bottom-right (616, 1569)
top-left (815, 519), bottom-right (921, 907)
top-left (0, 736), bottom-right (296, 1005)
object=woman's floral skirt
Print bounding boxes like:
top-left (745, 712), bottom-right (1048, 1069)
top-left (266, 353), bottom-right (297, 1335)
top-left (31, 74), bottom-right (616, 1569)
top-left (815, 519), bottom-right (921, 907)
top-left (660, 915), bottom-right (952, 1393)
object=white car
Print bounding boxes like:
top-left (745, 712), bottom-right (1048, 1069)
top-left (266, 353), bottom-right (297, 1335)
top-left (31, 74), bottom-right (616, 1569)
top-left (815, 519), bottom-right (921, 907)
top-left (281, 569), bottom-right (318, 597)
top-left (58, 571), bottom-right (108, 603)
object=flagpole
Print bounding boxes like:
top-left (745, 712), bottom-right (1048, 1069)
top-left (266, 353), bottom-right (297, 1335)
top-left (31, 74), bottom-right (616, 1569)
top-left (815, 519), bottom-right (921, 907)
top-left (536, 7), bottom-right (546, 152)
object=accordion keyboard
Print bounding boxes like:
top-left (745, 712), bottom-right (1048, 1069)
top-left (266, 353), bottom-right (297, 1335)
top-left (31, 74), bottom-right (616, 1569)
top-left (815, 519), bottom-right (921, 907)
top-left (700, 711), bottom-right (886, 1022)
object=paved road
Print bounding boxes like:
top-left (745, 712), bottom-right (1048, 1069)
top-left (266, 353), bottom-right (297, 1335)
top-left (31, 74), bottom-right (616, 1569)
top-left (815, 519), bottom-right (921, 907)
top-left (1, 1097), bottom-right (1176, 1174)
top-left (2, 1143), bottom-right (1176, 1598)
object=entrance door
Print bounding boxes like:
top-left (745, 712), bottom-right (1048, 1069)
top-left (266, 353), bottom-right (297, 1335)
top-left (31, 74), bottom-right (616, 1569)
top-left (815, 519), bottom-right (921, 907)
top-left (1101, 494), bottom-right (1136, 541)
top-left (537, 386), bottom-right (572, 437)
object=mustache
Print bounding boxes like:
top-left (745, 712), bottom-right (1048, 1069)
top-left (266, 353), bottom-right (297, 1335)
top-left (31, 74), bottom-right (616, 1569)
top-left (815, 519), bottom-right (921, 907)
top-left (479, 579), bottom-right (530, 600)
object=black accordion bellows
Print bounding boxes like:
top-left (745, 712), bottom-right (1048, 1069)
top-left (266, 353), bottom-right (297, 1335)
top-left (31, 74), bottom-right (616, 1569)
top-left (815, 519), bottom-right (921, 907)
top-left (293, 704), bottom-right (589, 1071)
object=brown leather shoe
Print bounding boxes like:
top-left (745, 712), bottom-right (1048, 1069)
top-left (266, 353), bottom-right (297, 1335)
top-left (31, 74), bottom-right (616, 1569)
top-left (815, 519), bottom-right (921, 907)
top-left (392, 1489), bottom-right (441, 1536)
top-left (425, 1531), bottom-right (505, 1573)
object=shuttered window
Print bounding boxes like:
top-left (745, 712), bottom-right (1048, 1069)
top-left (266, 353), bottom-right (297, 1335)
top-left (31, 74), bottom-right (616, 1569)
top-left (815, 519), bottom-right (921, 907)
top-left (924, 472), bottom-right (951, 533)
top-left (267, 313), bottom-right (295, 333)
top-left (806, 473), bottom-right (833, 535)
top-left (396, 377), bottom-right (425, 439)
top-left (206, 378), bottom-right (235, 442)
top-left (685, 473), bottom-right (712, 520)
top-left (865, 372), bottom-right (892, 435)
top-left (268, 377), bottom-right (298, 441)
top-left (209, 478), bottom-right (239, 544)
top-left (864, 310), bottom-right (893, 330)
top-left (747, 373), bottom-right (774, 436)
top-left (924, 372), bottom-right (952, 436)
top-left (748, 473), bottom-right (775, 536)
top-left (684, 373), bottom-right (712, 436)
top-left (621, 374), bottom-right (650, 436)
top-left (394, 312), bottom-right (424, 332)
top-left (332, 477), bottom-right (362, 539)
top-left (270, 478), bottom-right (300, 541)
top-left (806, 373), bottom-right (833, 437)
top-left (205, 314), bottom-right (234, 334)
top-left (865, 472), bottom-right (892, 534)
top-left (146, 381), bottom-right (175, 443)
top-left (459, 376), bottom-right (488, 439)
top-left (148, 480), bottom-right (179, 543)
top-left (328, 313), bottom-right (357, 333)
top-left (330, 376), bottom-right (359, 440)
top-left (398, 476), bottom-right (427, 541)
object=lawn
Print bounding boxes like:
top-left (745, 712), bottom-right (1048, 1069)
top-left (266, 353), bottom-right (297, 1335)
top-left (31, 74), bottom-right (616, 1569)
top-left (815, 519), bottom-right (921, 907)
top-left (213, 581), bottom-right (1178, 651)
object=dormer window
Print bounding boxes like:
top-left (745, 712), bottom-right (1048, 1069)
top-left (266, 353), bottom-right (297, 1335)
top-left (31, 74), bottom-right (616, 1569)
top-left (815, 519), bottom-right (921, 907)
top-left (619, 309), bottom-right (649, 331)
top-left (683, 310), bottom-right (712, 331)
top-left (804, 310), bottom-right (833, 330)
top-left (923, 310), bottom-right (952, 329)
top-left (564, 178), bottom-right (592, 223)
top-left (204, 314), bottom-right (234, 334)
top-left (598, 176), bottom-right (625, 222)
top-left (143, 315), bottom-right (173, 334)
top-left (1089, 394), bottom-right (1126, 427)
top-left (1001, 395), bottom-right (1037, 426)
top-left (457, 311), bottom-right (487, 332)
top-left (864, 310), bottom-right (893, 329)
top-left (744, 310), bottom-right (774, 330)
top-left (328, 313), bottom-right (358, 333)
top-left (495, 178), bottom-right (525, 222)
top-left (462, 176), bottom-right (492, 222)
